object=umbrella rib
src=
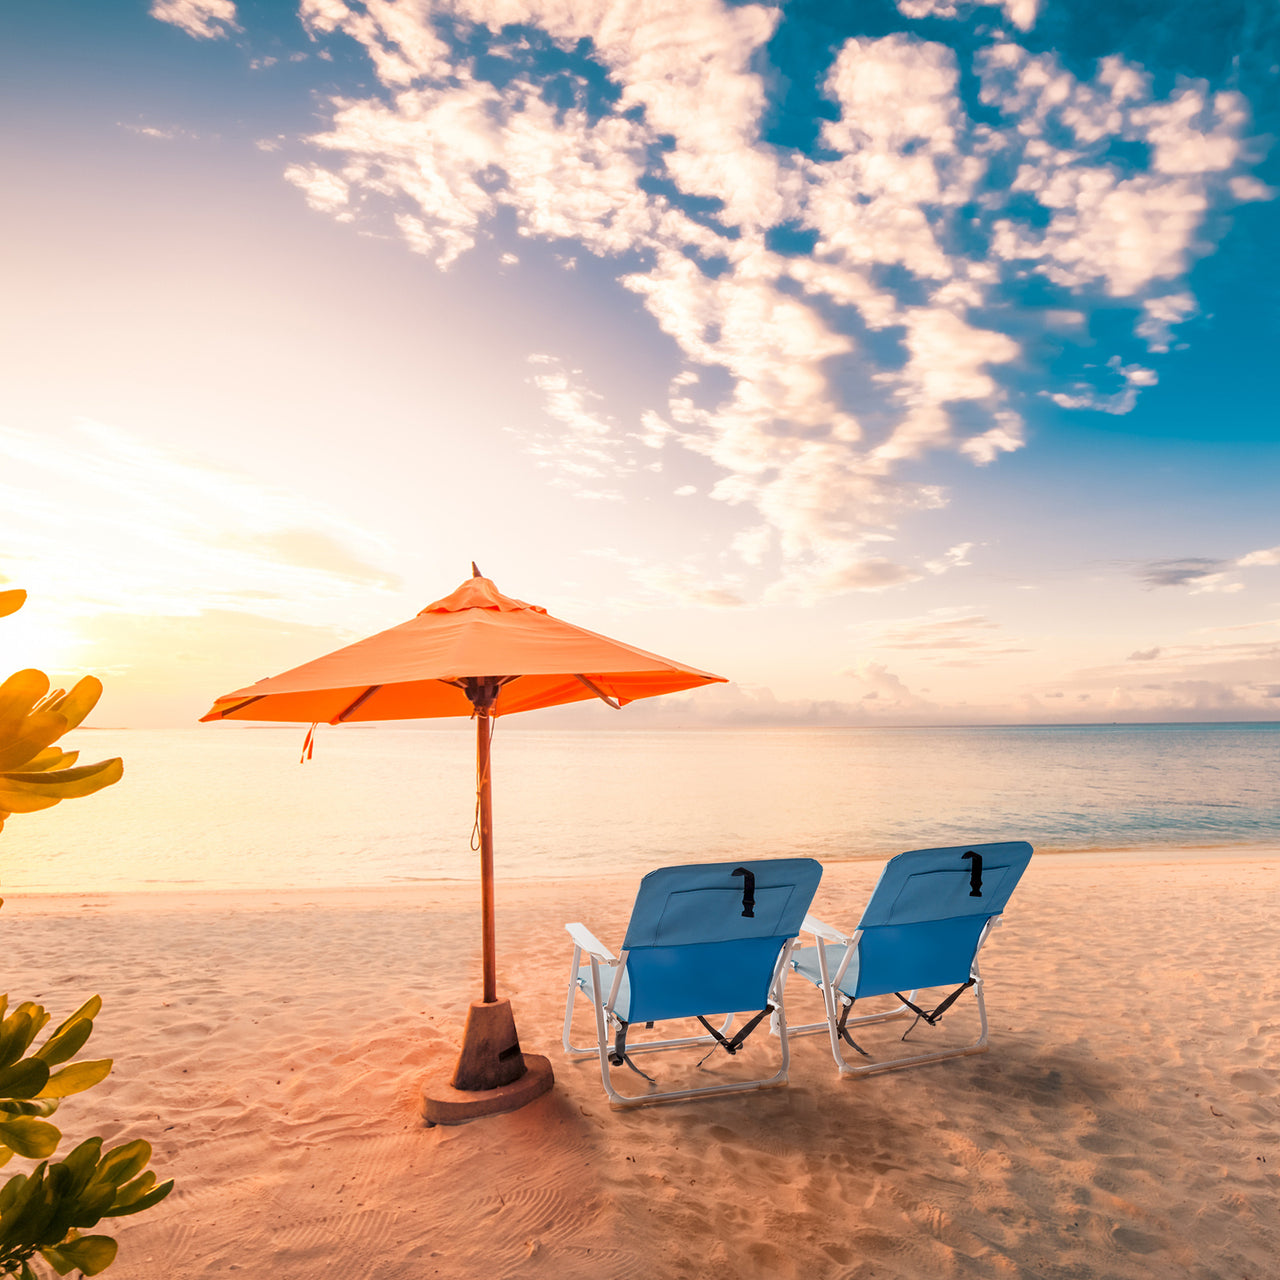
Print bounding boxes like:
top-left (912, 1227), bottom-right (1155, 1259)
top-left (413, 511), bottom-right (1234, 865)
top-left (574, 674), bottom-right (621, 710)
top-left (332, 685), bottom-right (382, 723)
top-left (214, 695), bottom-right (266, 718)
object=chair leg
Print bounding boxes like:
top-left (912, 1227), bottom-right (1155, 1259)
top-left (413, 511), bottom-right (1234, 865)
top-left (830, 975), bottom-right (991, 1077)
top-left (566, 978), bottom-right (796, 1108)
top-left (562, 943), bottom-right (610, 1057)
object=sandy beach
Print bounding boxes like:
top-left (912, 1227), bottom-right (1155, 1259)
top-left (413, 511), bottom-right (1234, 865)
top-left (3, 850), bottom-right (1277, 1279)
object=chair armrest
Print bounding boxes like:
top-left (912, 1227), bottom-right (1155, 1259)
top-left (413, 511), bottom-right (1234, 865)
top-left (802, 913), bottom-right (849, 944)
top-left (565, 922), bottom-right (615, 962)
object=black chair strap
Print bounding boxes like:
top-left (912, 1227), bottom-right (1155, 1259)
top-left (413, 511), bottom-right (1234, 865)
top-left (695, 1006), bottom-right (772, 1057)
top-left (835, 1000), bottom-right (872, 1058)
top-left (731, 866), bottom-right (756, 917)
top-left (893, 979), bottom-right (975, 1027)
top-left (896, 979), bottom-right (975, 1040)
top-left (608, 1021), bottom-right (655, 1083)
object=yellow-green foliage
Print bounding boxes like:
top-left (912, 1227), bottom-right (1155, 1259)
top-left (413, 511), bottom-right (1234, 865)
top-left (0, 999), bottom-right (173, 1277)
top-left (0, 591), bottom-right (123, 834)
top-left (1, 591), bottom-right (171, 1278)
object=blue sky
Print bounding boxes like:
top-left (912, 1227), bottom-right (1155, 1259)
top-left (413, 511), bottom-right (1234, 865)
top-left (1, 0), bottom-right (1277, 726)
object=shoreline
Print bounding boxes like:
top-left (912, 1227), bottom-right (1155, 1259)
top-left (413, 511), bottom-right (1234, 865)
top-left (5, 842), bottom-right (1279, 914)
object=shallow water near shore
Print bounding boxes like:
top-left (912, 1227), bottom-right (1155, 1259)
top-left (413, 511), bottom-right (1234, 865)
top-left (5, 722), bottom-right (1278, 893)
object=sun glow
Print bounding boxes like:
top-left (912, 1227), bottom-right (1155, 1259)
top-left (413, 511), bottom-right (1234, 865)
top-left (0, 606), bottom-right (86, 680)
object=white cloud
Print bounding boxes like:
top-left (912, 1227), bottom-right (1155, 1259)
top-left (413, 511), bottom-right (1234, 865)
top-left (628, 564), bottom-right (747, 608)
top-left (849, 607), bottom-right (1030, 663)
top-left (1000, 0), bottom-right (1040, 28)
top-left (511, 355), bottom-right (634, 500)
top-left (1239, 546), bottom-right (1280, 568)
top-left (924, 542), bottom-right (974, 574)
top-left (1136, 292), bottom-right (1197, 352)
top-left (843, 661), bottom-right (937, 713)
top-left (1045, 357), bottom-right (1158, 414)
top-left (893, 0), bottom-right (1039, 32)
top-left (808, 35), bottom-right (974, 284)
top-left (272, 2), bottom-right (1263, 601)
top-left (1229, 174), bottom-right (1277, 202)
top-left (979, 47), bottom-right (1253, 299)
top-left (0, 420), bottom-right (397, 628)
top-left (149, 0), bottom-right (239, 40)
top-left (119, 122), bottom-right (196, 141)
top-left (283, 163), bottom-right (352, 216)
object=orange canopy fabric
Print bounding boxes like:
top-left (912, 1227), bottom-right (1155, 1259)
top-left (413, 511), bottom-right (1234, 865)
top-left (199, 574), bottom-right (726, 725)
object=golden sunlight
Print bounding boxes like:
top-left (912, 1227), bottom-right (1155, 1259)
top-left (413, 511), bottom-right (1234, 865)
top-left (0, 604), bottom-right (85, 676)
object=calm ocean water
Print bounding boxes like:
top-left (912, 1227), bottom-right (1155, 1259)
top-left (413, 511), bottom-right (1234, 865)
top-left (4, 723), bottom-right (1278, 894)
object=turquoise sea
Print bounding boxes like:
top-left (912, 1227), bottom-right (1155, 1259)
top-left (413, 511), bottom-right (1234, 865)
top-left (4, 723), bottom-right (1278, 894)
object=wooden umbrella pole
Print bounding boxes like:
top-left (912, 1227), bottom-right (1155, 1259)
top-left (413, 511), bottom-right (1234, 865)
top-left (476, 698), bottom-right (497, 1005)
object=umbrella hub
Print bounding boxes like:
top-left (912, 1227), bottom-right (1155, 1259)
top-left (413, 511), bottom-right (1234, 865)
top-left (459, 675), bottom-right (505, 715)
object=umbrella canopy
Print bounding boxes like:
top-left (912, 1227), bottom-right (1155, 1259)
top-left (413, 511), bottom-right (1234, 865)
top-left (200, 572), bottom-right (723, 725)
top-left (200, 569), bottom-right (725, 1112)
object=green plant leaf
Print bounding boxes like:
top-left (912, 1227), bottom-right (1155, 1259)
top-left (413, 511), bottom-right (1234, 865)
top-left (14, 748), bottom-right (79, 774)
top-left (55, 1138), bottom-right (103, 1194)
top-left (93, 1141), bottom-right (150, 1189)
top-left (0, 670), bottom-right (48, 742)
top-left (37, 1060), bottom-right (111, 1100)
top-left (0, 1010), bottom-right (44, 1071)
top-left (0, 1171), bottom-right (26, 1214)
top-left (0, 758), bottom-right (125, 801)
top-left (0, 1097), bottom-right (60, 1119)
top-left (102, 1177), bottom-right (173, 1218)
top-left (40, 1235), bottom-right (118, 1277)
top-left (0, 1118), bottom-right (60, 1160)
top-left (42, 677), bottom-right (104, 734)
top-left (0, 1058), bottom-right (50, 1100)
top-left (0, 710), bottom-right (69, 773)
top-left (33, 1019), bottom-right (94, 1068)
top-left (0, 1163), bottom-right (47, 1235)
top-left (48, 999), bottom-right (101, 1041)
top-left (0, 789), bottom-right (60, 815)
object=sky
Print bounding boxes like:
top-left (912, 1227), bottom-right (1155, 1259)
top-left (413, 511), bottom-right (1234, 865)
top-left (1, 0), bottom-right (1278, 727)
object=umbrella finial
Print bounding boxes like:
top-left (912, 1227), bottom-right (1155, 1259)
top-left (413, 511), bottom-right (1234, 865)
top-left (471, 562), bottom-right (483, 578)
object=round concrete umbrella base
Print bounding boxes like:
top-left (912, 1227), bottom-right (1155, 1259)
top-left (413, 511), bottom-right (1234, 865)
top-left (420, 998), bottom-right (555, 1126)
top-left (420, 1054), bottom-right (554, 1126)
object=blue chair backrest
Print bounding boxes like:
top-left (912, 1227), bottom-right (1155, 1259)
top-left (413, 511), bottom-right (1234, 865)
top-left (851, 841), bottom-right (1032, 999)
top-left (620, 858), bottom-right (823, 1024)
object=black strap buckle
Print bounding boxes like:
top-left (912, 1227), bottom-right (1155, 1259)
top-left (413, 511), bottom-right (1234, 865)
top-left (962, 849), bottom-right (983, 897)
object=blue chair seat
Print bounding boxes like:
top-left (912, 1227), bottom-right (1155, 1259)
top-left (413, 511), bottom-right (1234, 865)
top-left (789, 841), bottom-right (1032, 1077)
top-left (564, 858), bottom-right (822, 1108)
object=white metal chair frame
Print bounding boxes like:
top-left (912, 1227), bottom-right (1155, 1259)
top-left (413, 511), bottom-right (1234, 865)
top-left (789, 912), bottom-right (1001, 1077)
top-left (562, 922), bottom-right (802, 1108)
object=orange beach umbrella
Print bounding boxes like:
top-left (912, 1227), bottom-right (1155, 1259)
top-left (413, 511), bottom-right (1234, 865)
top-left (201, 567), bottom-right (725, 1117)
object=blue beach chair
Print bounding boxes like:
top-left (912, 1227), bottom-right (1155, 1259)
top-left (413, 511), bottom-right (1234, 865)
top-left (562, 858), bottom-right (823, 1107)
top-left (789, 841), bottom-right (1033, 1076)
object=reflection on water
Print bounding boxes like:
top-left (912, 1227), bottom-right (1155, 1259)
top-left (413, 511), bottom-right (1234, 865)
top-left (4, 723), bottom-right (1278, 893)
